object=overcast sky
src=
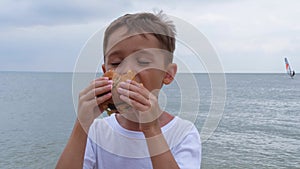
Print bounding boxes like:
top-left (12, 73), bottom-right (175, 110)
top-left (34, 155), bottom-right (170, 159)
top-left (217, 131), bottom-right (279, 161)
top-left (0, 0), bottom-right (299, 73)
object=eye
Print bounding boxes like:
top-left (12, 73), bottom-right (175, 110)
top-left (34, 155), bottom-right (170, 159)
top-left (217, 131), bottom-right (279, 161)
top-left (107, 55), bottom-right (122, 67)
top-left (111, 62), bottom-right (120, 66)
top-left (137, 60), bottom-right (150, 65)
top-left (137, 57), bottom-right (151, 65)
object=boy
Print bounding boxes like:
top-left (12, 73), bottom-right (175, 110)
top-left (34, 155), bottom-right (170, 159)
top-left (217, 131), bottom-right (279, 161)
top-left (56, 11), bottom-right (201, 169)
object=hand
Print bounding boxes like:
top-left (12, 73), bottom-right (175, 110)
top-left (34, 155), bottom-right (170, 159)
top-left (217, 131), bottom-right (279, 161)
top-left (77, 77), bottom-right (112, 131)
top-left (117, 80), bottom-right (163, 133)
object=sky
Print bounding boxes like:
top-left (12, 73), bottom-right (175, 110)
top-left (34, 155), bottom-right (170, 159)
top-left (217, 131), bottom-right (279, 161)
top-left (0, 0), bottom-right (299, 73)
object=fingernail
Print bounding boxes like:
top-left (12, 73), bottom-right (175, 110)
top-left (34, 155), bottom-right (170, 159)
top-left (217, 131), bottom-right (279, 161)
top-left (119, 82), bottom-right (125, 86)
top-left (118, 88), bottom-right (125, 96)
top-left (108, 80), bottom-right (113, 84)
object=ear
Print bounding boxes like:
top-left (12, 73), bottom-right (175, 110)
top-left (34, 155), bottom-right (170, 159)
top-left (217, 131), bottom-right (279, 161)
top-left (163, 63), bottom-right (177, 85)
top-left (102, 64), bottom-right (106, 73)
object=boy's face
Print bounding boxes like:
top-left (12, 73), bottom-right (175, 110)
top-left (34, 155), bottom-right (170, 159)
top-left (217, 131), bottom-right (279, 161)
top-left (103, 27), bottom-right (176, 93)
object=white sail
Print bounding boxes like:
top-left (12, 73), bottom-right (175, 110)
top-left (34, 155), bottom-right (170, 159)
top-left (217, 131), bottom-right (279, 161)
top-left (284, 57), bottom-right (295, 78)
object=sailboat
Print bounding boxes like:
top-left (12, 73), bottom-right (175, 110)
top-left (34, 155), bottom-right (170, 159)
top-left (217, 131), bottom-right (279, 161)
top-left (284, 57), bottom-right (295, 79)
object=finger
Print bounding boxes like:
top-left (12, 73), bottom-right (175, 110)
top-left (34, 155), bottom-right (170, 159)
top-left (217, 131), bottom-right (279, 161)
top-left (126, 79), bottom-right (141, 86)
top-left (83, 92), bottom-right (112, 112)
top-left (119, 81), bottom-right (149, 99)
top-left (117, 87), bottom-right (150, 106)
top-left (85, 98), bottom-right (101, 112)
top-left (82, 84), bottom-right (112, 101)
top-left (119, 95), bottom-right (149, 111)
top-left (125, 80), bottom-right (145, 90)
top-left (91, 77), bottom-right (109, 83)
top-left (80, 78), bottom-right (111, 96)
top-left (91, 79), bottom-right (113, 90)
top-left (98, 76), bottom-right (109, 80)
top-left (96, 92), bottom-right (112, 105)
top-left (81, 79), bottom-right (112, 97)
top-left (79, 92), bottom-right (112, 118)
top-left (126, 80), bottom-right (150, 98)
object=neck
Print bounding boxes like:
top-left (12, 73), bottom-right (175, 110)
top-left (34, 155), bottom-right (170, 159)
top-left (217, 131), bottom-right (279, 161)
top-left (115, 112), bottom-right (174, 131)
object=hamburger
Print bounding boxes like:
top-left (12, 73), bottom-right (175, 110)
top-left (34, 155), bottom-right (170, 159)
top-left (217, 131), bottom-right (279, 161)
top-left (99, 69), bottom-right (136, 115)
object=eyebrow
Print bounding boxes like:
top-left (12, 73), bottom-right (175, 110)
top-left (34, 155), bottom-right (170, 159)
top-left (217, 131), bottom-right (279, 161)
top-left (105, 50), bottom-right (122, 62)
top-left (105, 48), bottom-right (156, 61)
top-left (134, 49), bottom-right (152, 55)
top-left (106, 50), bottom-right (121, 57)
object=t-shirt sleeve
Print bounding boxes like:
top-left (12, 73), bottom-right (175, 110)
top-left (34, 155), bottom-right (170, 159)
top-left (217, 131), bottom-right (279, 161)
top-left (172, 125), bottom-right (202, 169)
top-left (83, 122), bottom-right (97, 169)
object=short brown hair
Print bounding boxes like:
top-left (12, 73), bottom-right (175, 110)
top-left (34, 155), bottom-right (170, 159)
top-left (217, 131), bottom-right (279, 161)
top-left (103, 11), bottom-right (176, 62)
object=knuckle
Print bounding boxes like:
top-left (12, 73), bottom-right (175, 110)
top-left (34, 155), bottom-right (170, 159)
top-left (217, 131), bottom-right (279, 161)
top-left (132, 101), bottom-right (139, 107)
top-left (87, 99), bottom-right (96, 107)
top-left (92, 88), bottom-right (97, 95)
top-left (90, 79), bottom-right (96, 84)
top-left (78, 97), bottom-right (85, 105)
top-left (96, 96), bottom-right (102, 103)
top-left (79, 91), bottom-right (84, 97)
top-left (132, 93), bottom-right (139, 99)
top-left (97, 95), bottom-right (106, 103)
top-left (145, 101), bottom-right (151, 107)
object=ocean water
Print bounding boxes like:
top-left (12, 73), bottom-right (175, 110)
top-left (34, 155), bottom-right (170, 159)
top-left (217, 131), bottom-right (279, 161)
top-left (0, 72), bottom-right (299, 169)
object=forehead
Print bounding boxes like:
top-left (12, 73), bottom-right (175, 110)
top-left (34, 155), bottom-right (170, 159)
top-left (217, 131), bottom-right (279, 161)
top-left (106, 26), bottom-right (129, 53)
top-left (105, 27), bottom-right (161, 56)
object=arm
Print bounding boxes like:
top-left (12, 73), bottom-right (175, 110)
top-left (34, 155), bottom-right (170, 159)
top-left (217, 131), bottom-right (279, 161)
top-left (118, 80), bottom-right (180, 169)
top-left (56, 77), bottom-right (112, 169)
top-left (144, 121), bottom-right (201, 169)
top-left (143, 125), bottom-right (180, 169)
top-left (55, 119), bottom-right (87, 169)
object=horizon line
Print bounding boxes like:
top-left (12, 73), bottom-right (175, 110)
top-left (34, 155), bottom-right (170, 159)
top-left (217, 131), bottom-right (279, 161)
top-left (0, 70), bottom-right (288, 74)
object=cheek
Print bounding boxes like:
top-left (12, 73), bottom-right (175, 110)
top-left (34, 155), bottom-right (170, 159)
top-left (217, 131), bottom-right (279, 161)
top-left (137, 72), bottom-right (165, 91)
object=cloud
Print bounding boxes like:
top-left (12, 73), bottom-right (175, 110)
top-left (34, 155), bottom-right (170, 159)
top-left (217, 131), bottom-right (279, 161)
top-left (0, 0), bottom-right (133, 27)
top-left (0, 23), bottom-right (102, 72)
top-left (0, 0), bottom-right (300, 72)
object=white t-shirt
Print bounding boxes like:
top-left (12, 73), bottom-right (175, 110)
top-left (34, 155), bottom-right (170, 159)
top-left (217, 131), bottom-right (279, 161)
top-left (83, 114), bottom-right (201, 169)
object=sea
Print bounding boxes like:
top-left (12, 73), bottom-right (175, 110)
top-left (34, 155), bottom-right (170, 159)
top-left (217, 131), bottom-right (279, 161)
top-left (0, 72), bottom-right (299, 169)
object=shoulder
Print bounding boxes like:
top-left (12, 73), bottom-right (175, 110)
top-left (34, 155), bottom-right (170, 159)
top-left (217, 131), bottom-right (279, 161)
top-left (163, 116), bottom-right (201, 148)
top-left (165, 116), bottom-right (199, 135)
top-left (166, 117), bottom-right (202, 168)
top-left (88, 115), bottom-right (116, 136)
top-left (174, 117), bottom-right (200, 142)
